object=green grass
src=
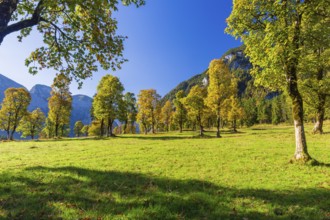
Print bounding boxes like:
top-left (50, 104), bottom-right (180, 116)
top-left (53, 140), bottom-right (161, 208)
top-left (0, 123), bottom-right (329, 219)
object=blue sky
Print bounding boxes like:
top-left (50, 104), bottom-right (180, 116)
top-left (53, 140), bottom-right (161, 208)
top-left (0, 0), bottom-right (241, 97)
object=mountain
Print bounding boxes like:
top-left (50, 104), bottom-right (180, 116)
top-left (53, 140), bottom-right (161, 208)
top-left (29, 84), bottom-right (52, 114)
top-left (0, 74), bottom-right (27, 102)
top-left (70, 95), bottom-right (93, 136)
top-left (162, 45), bottom-right (252, 103)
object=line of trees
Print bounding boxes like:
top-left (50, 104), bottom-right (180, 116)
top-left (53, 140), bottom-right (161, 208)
top-left (0, 74), bottom-right (73, 140)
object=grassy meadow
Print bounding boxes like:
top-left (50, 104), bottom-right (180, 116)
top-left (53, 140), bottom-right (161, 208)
top-left (0, 123), bottom-right (329, 219)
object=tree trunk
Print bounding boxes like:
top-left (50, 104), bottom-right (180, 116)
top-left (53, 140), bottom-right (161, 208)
top-left (288, 72), bottom-right (311, 162)
top-left (6, 129), bottom-right (10, 140)
top-left (108, 119), bottom-right (113, 137)
top-left (55, 124), bottom-right (59, 137)
top-left (216, 115), bottom-right (221, 138)
top-left (122, 120), bottom-right (128, 134)
top-left (9, 132), bottom-right (14, 141)
top-left (287, 11), bottom-right (311, 162)
top-left (313, 105), bottom-right (325, 135)
top-left (197, 115), bottom-right (203, 136)
top-left (100, 119), bottom-right (104, 137)
top-left (143, 124), bottom-right (147, 135)
top-left (151, 123), bottom-right (155, 134)
top-left (199, 125), bottom-right (203, 136)
top-left (233, 119), bottom-right (237, 133)
top-left (312, 91), bottom-right (326, 135)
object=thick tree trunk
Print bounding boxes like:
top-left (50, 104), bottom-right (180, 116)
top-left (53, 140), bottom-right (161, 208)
top-left (286, 11), bottom-right (311, 162)
top-left (288, 71), bottom-right (311, 162)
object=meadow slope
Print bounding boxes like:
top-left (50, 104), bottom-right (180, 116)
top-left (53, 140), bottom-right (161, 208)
top-left (0, 124), bottom-right (329, 219)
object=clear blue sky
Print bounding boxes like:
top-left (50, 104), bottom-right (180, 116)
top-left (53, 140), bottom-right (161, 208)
top-left (0, 0), bottom-right (241, 97)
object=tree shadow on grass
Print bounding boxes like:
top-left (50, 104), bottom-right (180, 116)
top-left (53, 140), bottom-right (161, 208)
top-left (0, 166), bottom-right (329, 219)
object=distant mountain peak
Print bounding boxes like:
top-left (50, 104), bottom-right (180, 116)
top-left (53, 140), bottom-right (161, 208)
top-left (0, 74), bottom-right (27, 102)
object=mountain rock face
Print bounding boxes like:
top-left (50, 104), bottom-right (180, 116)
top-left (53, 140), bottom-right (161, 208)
top-left (162, 45), bottom-right (252, 103)
top-left (0, 74), bottom-right (27, 102)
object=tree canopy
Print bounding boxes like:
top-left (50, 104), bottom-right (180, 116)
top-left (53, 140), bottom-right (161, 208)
top-left (0, 88), bottom-right (31, 140)
top-left (0, 0), bottom-right (145, 86)
top-left (225, 0), bottom-right (327, 162)
top-left (92, 74), bottom-right (125, 137)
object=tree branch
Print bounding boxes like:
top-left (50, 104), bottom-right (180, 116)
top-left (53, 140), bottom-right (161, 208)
top-left (0, 0), bottom-right (44, 44)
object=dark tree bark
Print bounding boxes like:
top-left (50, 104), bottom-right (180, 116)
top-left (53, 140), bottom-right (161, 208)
top-left (100, 119), bottom-right (104, 137)
top-left (232, 119), bottom-right (237, 133)
top-left (0, 0), bottom-right (44, 45)
top-left (107, 118), bottom-right (114, 137)
top-left (312, 67), bottom-right (327, 135)
top-left (312, 94), bottom-right (326, 134)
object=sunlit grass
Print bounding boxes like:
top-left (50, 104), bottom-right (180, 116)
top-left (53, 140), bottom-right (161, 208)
top-left (0, 123), bottom-right (329, 219)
